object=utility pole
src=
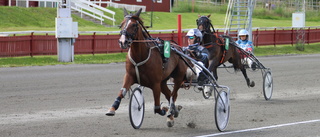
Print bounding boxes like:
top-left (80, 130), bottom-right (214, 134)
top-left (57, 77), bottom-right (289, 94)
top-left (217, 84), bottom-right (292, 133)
top-left (55, 0), bottom-right (78, 62)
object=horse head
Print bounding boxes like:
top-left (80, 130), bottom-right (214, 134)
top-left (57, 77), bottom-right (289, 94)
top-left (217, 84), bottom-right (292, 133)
top-left (196, 15), bottom-right (213, 34)
top-left (118, 8), bottom-right (143, 49)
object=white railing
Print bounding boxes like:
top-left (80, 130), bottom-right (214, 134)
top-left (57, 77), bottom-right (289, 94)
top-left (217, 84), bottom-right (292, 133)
top-left (107, 2), bottom-right (146, 12)
top-left (71, 0), bottom-right (115, 26)
top-left (88, 1), bottom-right (146, 12)
top-left (13, 0), bottom-right (116, 26)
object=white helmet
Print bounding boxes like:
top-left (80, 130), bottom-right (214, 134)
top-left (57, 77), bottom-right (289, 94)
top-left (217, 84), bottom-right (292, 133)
top-left (238, 29), bottom-right (249, 36)
top-left (186, 29), bottom-right (203, 42)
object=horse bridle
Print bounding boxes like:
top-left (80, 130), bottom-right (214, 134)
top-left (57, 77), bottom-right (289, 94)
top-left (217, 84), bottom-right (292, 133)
top-left (196, 16), bottom-right (216, 34)
top-left (119, 15), bottom-right (158, 49)
top-left (196, 16), bottom-right (218, 46)
top-left (118, 15), bottom-right (139, 48)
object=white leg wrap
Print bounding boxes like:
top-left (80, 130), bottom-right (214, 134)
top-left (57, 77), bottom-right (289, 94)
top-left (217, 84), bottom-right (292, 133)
top-left (245, 57), bottom-right (253, 68)
top-left (121, 88), bottom-right (127, 97)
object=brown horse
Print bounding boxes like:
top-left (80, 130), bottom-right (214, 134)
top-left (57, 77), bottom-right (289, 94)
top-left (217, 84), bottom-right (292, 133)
top-left (106, 8), bottom-right (189, 127)
top-left (196, 15), bottom-right (255, 87)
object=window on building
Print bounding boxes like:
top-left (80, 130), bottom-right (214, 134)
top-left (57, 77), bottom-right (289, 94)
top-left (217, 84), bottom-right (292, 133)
top-left (137, 0), bottom-right (142, 2)
top-left (157, 0), bottom-right (162, 3)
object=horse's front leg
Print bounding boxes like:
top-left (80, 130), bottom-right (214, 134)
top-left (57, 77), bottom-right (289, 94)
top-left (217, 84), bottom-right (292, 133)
top-left (240, 67), bottom-right (255, 87)
top-left (208, 61), bottom-right (219, 81)
top-left (106, 74), bottom-right (134, 116)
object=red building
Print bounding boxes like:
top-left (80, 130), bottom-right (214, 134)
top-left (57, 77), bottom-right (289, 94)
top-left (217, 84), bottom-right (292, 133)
top-left (0, 0), bottom-right (174, 12)
top-left (110, 0), bottom-right (173, 12)
top-left (0, 0), bottom-right (173, 12)
top-left (0, 0), bottom-right (38, 7)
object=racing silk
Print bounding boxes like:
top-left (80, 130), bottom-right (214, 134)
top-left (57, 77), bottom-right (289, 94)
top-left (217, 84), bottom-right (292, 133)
top-left (187, 43), bottom-right (209, 67)
top-left (236, 39), bottom-right (254, 53)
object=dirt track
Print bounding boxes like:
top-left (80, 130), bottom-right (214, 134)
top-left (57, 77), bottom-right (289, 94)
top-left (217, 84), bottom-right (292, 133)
top-left (1, 54), bottom-right (320, 137)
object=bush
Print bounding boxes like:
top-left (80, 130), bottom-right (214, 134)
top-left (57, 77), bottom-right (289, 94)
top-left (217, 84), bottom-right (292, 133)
top-left (172, 2), bottom-right (227, 14)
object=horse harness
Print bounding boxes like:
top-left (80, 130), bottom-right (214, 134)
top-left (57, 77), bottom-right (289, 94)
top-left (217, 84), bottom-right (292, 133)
top-left (121, 16), bottom-right (175, 84)
top-left (202, 32), bottom-right (230, 64)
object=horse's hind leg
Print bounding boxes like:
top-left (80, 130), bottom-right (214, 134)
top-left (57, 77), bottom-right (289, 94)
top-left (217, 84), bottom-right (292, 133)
top-left (153, 83), bottom-right (169, 116)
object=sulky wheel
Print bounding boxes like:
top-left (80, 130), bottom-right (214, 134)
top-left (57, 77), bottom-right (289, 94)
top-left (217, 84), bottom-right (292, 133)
top-left (263, 71), bottom-right (273, 100)
top-left (129, 87), bottom-right (145, 129)
top-left (214, 90), bottom-right (230, 131)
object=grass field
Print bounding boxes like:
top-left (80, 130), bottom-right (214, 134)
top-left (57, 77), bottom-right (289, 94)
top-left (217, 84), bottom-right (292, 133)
top-left (1, 6), bottom-right (319, 32)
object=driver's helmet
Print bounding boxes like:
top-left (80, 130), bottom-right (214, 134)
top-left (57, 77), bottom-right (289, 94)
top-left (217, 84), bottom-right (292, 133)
top-left (186, 29), bottom-right (203, 43)
top-left (238, 29), bottom-right (249, 39)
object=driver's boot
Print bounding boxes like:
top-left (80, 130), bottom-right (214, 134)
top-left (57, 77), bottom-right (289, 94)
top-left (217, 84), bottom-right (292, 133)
top-left (197, 71), bottom-right (206, 90)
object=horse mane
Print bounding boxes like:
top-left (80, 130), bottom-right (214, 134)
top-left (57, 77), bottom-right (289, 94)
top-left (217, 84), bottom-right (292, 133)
top-left (131, 15), bottom-right (144, 25)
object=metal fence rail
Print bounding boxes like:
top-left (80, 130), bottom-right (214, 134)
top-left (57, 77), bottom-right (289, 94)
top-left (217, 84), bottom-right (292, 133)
top-left (1, 27), bottom-right (320, 57)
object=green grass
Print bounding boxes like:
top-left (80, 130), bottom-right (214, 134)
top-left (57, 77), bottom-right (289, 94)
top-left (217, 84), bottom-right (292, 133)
top-left (1, 6), bottom-right (319, 32)
top-left (254, 43), bottom-right (320, 56)
top-left (0, 53), bottom-right (127, 67)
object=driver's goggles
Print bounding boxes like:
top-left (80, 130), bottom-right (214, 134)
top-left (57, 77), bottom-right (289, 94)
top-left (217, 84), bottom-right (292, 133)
top-left (187, 36), bottom-right (195, 39)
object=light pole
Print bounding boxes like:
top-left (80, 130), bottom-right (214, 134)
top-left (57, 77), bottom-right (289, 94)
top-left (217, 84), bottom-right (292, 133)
top-left (150, 0), bottom-right (155, 28)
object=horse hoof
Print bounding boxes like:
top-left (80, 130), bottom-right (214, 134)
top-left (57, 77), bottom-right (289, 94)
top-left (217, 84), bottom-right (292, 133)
top-left (167, 120), bottom-right (174, 127)
top-left (174, 111), bottom-right (179, 118)
top-left (174, 105), bottom-right (183, 118)
top-left (106, 110), bottom-right (115, 116)
top-left (250, 81), bottom-right (255, 87)
top-left (177, 105), bottom-right (183, 111)
top-left (162, 106), bottom-right (169, 112)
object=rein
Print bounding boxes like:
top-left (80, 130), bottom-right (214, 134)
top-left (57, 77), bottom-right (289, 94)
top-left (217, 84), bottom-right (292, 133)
top-left (128, 46), bottom-right (156, 84)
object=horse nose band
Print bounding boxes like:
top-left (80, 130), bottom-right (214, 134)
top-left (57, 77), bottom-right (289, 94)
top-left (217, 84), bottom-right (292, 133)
top-left (119, 18), bottom-right (139, 49)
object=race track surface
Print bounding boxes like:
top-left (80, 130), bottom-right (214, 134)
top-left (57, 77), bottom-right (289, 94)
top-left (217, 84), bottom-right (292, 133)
top-left (1, 54), bottom-right (320, 137)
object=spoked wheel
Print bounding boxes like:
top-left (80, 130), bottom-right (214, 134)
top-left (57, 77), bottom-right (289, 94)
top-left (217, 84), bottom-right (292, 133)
top-left (263, 71), bottom-right (273, 100)
top-left (129, 87), bottom-right (145, 129)
top-left (215, 90), bottom-right (230, 131)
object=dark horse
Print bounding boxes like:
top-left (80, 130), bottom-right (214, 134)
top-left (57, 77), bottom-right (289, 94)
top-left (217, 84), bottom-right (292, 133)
top-left (196, 15), bottom-right (255, 87)
top-left (106, 8), bottom-right (189, 127)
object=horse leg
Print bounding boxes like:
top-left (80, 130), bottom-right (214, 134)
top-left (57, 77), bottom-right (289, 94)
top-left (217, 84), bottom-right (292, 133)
top-left (171, 73), bottom-right (186, 118)
top-left (153, 83), bottom-right (168, 116)
top-left (106, 74), bottom-right (134, 116)
top-left (208, 62), bottom-right (219, 80)
top-left (159, 80), bottom-right (176, 127)
top-left (240, 67), bottom-right (255, 87)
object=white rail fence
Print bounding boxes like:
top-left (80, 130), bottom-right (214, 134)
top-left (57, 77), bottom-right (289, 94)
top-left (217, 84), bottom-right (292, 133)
top-left (11, 0), bottom-right (116, 26)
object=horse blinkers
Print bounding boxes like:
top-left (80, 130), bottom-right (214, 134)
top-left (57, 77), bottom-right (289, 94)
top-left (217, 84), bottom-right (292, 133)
top-left (196, 16), bottom-right (210, 32)
top-left (118, 17), bottom-right (138, 49)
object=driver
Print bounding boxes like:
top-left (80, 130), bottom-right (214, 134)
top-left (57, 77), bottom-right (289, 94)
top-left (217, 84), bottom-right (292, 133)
top-left (185, 29), bottom-right (209, 87)
top-left (236, 29), bottom-right (256, 70)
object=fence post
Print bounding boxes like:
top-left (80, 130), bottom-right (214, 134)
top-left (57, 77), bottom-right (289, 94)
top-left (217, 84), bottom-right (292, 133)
top-left (92, 32), bottom-right (96, 55)
top-left (177, 14), bottom-right (182, 46)
top-left (291, 28), bottom-right (294, 46)
top-left (255, 28), bottom-right (259, 47)
top-left (307, 27), bottom-right (310, 45)
top-left (30, 32), bottom-right (34, 57)
top-left (273, 28), bottom-right (276, 47)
